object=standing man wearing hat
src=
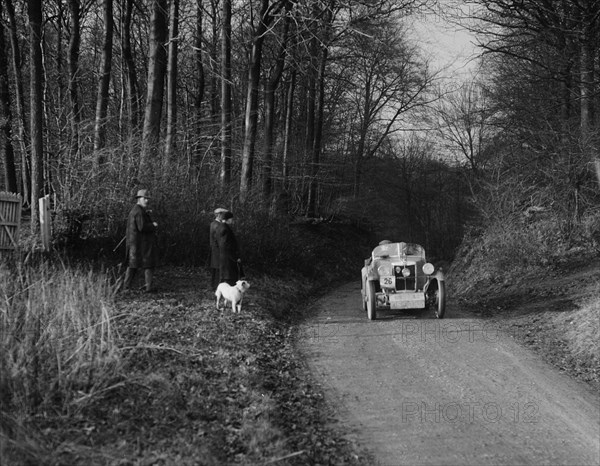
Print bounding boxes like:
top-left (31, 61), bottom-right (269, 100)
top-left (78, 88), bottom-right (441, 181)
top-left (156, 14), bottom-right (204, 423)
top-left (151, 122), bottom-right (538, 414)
top-left (217, 210), bottom-right (244, 286)
top-left (209, 207), bottom-right (228, 290)
top-left (122, 189), bottom-right (158, 292)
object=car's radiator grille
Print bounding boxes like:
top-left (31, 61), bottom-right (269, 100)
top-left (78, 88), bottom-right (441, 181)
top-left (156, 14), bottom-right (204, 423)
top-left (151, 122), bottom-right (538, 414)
top-left (395, 265), bottom-right (416, 291)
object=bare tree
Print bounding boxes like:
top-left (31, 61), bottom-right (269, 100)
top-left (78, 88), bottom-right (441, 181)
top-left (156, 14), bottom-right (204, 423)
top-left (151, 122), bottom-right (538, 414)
top-left (262, 7), bottom-right (291, 198)
top-left (120, 0), bottom-right (140, 133)
top-left (193, 0), bottom-right (205, 164)
top-left (6, 0), bottom-right (30, 201)
top-left (435, 80), bottom-right (496, 174)
top-left (341, 17), bottom-right (432, 197)
top-left (164, 0), bottom-right (179, 159)
top-left (93, 0), bottom-right (114, 162)
top-left (140, 0), bottom-right (168, 178)
top-left (282, 68), bottom-right (296, 186)
top-left (0, 0), bottom-right (18, 193)
top-left (578, 1), bottom-right (599, 139)
top-left (67, 0), bottom-right (81, 161)
top-left (462, 0), bottom-right (600, 231)
top-left (239, 0), bottom-right (287, 203)
top-left (220, 0), bottom-right (232, 187)
top-left (209, 0), bottom-right (220, 121)
top-left (307, 31), bottom-right (330, 218)
top-left (463, 0), bottom-right (600, 141)
top-left (303, 12), bottom-right (319, 211)
top-left (28, 0), bottom-right (44, 229)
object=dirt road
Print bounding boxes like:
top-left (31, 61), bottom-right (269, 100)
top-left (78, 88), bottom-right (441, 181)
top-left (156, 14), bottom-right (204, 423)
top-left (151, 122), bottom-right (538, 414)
top-left (298, 282), bottom-right (600, 466)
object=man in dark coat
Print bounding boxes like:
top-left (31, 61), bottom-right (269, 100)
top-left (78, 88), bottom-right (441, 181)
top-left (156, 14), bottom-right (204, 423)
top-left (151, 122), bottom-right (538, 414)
top-left (122, 189), bottom-right (158, 292)
top-left (209, 207), bottom-right (228, 290)
top-left (217, 211), bottom-right (243, 286)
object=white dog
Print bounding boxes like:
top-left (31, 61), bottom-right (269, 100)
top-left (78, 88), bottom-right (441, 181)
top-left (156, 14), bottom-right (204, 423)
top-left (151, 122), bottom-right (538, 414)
top-left (215, 280), bottom-right (250, 313)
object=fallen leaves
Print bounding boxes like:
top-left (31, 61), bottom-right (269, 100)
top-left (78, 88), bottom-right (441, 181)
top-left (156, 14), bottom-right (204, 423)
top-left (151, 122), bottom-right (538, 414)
top-left (14, 266), bottom-right (368, 465)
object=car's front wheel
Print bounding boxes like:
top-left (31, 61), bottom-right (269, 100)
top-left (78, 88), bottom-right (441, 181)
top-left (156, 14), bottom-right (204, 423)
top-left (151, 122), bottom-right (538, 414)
top-left (429, 280), bottom-right (446, 319)
top-left (427, 280), bottom-right (446, 319)
top-left (361, 280), bottom-right (367, 313)
top-left (366, 280), bottom-right (377, 320)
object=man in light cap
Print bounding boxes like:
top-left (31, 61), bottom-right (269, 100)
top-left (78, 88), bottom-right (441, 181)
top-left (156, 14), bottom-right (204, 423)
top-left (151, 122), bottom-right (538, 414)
top-left (209, 207), bottom-right (228, 290)
top-left (123, 189), bottom-right (158, 292)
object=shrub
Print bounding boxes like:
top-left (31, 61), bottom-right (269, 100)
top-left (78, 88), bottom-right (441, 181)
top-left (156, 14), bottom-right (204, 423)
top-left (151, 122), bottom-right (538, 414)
top-left (46, 143), bottom-right (373, 275)
top-left (449, 216), bottom-right (564, 294)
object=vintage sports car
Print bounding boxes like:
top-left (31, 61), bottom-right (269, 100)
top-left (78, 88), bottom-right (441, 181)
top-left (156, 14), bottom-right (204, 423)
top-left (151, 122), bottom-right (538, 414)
top-left (360, 241), bottom-right (446, 320)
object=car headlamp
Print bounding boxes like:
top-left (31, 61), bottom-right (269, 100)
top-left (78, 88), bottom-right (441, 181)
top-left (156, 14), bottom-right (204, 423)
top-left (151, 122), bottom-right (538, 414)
top-left (378, 264), bottom-right (392, 276)
top-left (401, 267), bottom-right (411, 277)
top-left (423, 263), bottom-right (434, 275)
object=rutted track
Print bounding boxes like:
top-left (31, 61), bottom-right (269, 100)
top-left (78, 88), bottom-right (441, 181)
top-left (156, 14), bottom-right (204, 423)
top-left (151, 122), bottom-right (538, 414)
top-left (298, 282), bottom-right (600, 466)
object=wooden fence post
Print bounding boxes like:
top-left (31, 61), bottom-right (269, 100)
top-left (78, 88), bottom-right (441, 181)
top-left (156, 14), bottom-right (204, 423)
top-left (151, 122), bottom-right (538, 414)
top-left (39, 194), bottom-right (52, 251)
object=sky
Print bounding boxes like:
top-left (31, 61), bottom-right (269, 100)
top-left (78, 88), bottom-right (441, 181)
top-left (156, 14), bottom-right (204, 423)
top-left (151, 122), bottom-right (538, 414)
top-left (398, 4), bottom-right (483, 159)
top-left (408, 4), bottom-right (481, 83)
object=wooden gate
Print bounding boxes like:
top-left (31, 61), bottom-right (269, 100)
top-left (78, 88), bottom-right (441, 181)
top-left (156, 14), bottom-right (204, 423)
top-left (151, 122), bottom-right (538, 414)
top-left (0, 192), bottom-right (22, 251)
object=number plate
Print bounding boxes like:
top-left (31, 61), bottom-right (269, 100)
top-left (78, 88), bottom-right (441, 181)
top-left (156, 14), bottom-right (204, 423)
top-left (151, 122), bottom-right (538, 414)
top-left (389, 293), bottom-right (425, 309)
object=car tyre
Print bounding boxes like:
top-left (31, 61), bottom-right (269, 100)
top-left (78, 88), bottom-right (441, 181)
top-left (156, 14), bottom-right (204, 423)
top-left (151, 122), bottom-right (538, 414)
top-left (435, 280), bottom-right (446, 319)
top-left (366, 280), bottom-right (377, 320)
top-left (362, 284), bottom-right (367, 313)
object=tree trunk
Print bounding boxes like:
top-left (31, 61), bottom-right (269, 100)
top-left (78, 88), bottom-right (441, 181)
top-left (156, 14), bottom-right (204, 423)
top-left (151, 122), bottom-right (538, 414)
top-left (282, 68), bottom-right (296, 186)
top-left (262, 11), bottom-right (290, 198)
top-left (0, 0), bottom-right (18, 193)
top-left (353, 72), bottom-right (373, 198)
top-left (55, 6), bottom-right (66, 148)
top-left (164, 0), bottom-right (179, 160)
top-left (304, 37), bottom-right (318, 214)
top-left (307, 44), bottom-right (328, 218)
top-left (121, 0), bottom-right (139, 133)
top-left (6, 0), bottom-right (30, 202)
top-left (580, 31), bottom-right (594, 139)
top-left (93, 0), bottom-right (114, 162)
top-left (140, 0), bottom-right (168, 178)
top-left (240, 0), bottom-right (274, 202)
top-left (28, 0), bottom-right (43, 230)
top-left (210, 0), bottom-right (219, 122)
top-left (67, 0), bottom-right (81, 161)
top-left (194, 0), bottom-right (205, 164)
top-left (219, 0), bottom-right (232, 187)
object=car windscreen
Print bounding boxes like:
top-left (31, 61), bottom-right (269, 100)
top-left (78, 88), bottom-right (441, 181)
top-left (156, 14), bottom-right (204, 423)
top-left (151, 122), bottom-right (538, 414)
top-left (372, 242), bottom-right (424, 258)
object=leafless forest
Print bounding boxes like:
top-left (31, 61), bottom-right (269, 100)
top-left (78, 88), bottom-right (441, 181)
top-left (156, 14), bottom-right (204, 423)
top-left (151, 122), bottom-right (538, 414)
top-left (1, 1), bottom-right (599, 260)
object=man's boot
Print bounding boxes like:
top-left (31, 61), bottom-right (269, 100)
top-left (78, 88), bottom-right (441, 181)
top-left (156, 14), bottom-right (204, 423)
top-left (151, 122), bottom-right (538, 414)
top-left (144, 268), bottom-right (154, 292)
top-left (122, 268), bottom-right (136, 292)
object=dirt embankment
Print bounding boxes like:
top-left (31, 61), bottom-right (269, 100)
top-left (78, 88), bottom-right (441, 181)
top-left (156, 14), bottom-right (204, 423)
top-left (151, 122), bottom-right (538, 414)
top-left (452, 252), bottom-right (600, 390)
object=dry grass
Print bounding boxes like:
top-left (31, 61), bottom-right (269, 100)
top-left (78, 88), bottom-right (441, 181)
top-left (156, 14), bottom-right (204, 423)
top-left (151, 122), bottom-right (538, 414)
top-left (0, 262), bottom-right (121, 462)
top-left (553, 291), bottom-right (600, 369)
top-left (450, 218), bottom-right (565, 296)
